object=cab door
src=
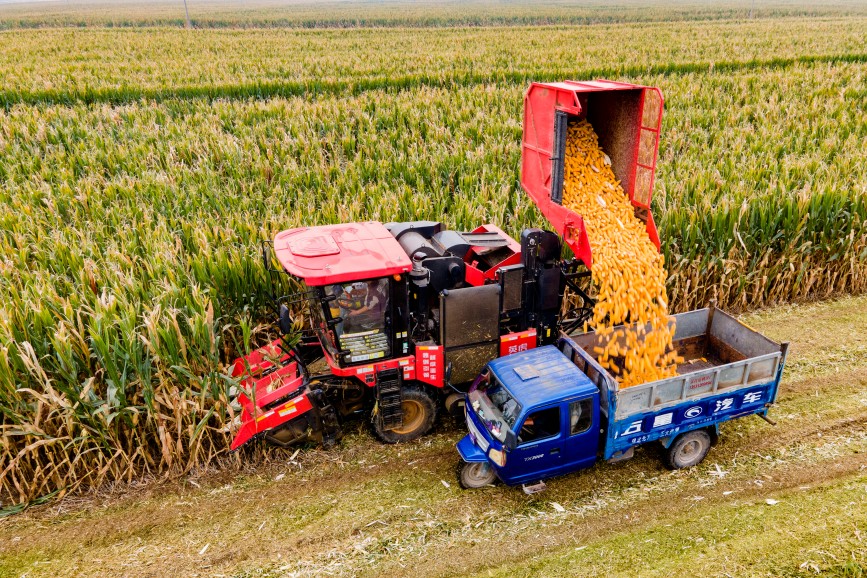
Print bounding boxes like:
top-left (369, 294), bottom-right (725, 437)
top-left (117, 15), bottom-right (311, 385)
top-left (500, 404), bottom-right (565, 485)
top-left (561, 393), bottom-right (600, 471)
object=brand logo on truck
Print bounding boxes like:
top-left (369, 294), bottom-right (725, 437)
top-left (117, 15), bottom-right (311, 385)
top-left (617, 420), bottom-right (642, 438)
top-left (684, 406), bottom-right (703, 418)
top-left (524, 454), bottom-right (544, 462)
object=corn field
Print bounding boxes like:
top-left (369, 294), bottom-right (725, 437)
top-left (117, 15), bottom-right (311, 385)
top-left (0, 11), bottom-right (865, 507)
top-left (2, 0), bottom-right (866, 30)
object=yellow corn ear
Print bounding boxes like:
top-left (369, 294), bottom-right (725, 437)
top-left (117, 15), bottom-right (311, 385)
top-left (563, 120), bottom-right (678, 387)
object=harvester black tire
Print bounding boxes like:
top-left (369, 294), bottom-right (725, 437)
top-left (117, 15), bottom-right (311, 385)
top-left (458, 461), bottom-right (497, 489)
top-left (373, 385), bottom-right (437, 444)
top-left (445, 392), bottom-right (466, 420)
top-left (663, 430), bottom-right (712, 470)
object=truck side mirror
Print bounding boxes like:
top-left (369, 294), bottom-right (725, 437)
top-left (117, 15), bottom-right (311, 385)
top-left (445, 362), bottom-right (453, 386)
top-left (505, 429), bottom-right (517, 452)
top-left (279, 304), bottom-right (293, 336)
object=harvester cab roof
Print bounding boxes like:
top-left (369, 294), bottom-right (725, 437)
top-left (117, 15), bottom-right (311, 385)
top-left (273, 221), bottom-right (412, 286)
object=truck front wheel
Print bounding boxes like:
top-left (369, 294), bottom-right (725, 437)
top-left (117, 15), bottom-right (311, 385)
top-left (664, 430), bottom-right (712, 470)
top-left (372, 386), bottom-right (437, 444)
top-left (458, 461), bottom-right (497, 489)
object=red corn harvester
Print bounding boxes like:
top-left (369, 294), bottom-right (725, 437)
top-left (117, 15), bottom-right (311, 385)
top-left (229, 79), bottom-right (664, 451)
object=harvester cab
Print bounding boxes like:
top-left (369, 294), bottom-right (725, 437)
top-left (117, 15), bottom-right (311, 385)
top-left (230, 78), bottom-right (666, 453)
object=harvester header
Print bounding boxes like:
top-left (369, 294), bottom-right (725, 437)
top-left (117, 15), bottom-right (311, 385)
top-left (520, 80), bottom-right (664, 268)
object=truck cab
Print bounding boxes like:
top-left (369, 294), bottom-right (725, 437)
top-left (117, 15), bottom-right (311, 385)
top-left (458, 345), bottom-right (601, 487)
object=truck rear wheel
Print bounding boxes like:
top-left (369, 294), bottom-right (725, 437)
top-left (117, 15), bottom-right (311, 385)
top-left (458, 461), bottom-right (497, 489)
top-left (664, 430), bottom-right (712, 470)
top-left (373, 386), bottom-right (436, 444)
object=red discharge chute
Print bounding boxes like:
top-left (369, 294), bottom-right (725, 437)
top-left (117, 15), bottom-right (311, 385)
top-left (520, 79), bottom-right (664, 268)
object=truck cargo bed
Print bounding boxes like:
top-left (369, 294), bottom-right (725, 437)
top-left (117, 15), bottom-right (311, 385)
top-left (567, 307), bottom-right (755, 373)
top-left (560, 306), bottom-right (789, 459)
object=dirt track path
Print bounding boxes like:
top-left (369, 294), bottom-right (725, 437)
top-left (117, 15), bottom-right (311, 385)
top-left (0, 296), bottom-right (865, 578)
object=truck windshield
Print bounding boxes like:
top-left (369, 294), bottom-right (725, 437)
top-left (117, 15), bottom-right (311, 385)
top-left (468, 375), bottom-right (521, 443)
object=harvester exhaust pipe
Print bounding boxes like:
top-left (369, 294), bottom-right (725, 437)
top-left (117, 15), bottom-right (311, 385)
top-left (409, 254), bottom-right (431, 334)
top-left (759, 414), bottom-right (778, 426)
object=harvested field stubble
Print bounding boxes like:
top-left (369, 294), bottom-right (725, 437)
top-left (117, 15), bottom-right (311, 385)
top-left (0, 17), bottom-right (865, 506)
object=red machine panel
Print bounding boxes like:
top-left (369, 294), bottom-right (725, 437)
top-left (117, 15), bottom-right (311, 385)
top-left (463, 223), bottom-right (523, 287)
top-left (499, 329), bottom-right (537, 357)
top-left (325, 353), bottom-right (416, 386)
top-left (231, 393), bottom-right (313, 450)
top-left (521, 80), bottom-right (664, 269)
top-left (416, 345), bottom-right (444, 386)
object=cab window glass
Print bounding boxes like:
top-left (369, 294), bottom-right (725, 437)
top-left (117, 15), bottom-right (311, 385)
top-left (309, 296), bottom-right (338, 358)
top-left (569, 398), bottom-right (593, 435)
top-left (325, 278), bottom-right (390, 362)
top-left (518, 407), bottom-right (561, 445)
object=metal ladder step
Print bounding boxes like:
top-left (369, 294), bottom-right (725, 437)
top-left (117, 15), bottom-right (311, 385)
top-left (522, 480), bottom-right (548, 494)
top-left (376, 369), bottom-right (403, 430)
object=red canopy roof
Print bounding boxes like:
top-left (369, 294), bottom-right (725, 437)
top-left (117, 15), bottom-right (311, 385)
top-left (273, 221), bottom-right (412, 286)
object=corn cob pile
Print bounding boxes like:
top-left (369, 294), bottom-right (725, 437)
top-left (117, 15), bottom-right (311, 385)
top-left (563, 119), bottom-right (680, 387)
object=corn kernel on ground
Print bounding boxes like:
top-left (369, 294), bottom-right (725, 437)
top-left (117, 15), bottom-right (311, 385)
top-left (563, 119), bottom-right (680, 387)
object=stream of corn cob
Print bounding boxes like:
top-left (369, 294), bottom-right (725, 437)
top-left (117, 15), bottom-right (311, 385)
top-left (563, 119), bottom-right (681, 387)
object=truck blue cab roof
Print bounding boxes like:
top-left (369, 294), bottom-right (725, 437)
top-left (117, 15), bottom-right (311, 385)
top-left (488, 345), bottom-right (598, 408)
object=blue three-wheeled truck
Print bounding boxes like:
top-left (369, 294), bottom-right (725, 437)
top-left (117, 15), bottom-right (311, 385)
top-left (456, 306), bottom-right (789, 490)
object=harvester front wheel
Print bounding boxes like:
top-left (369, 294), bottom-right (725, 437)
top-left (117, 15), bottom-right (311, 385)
top-left (373, 386), bottom-right (436, 444)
